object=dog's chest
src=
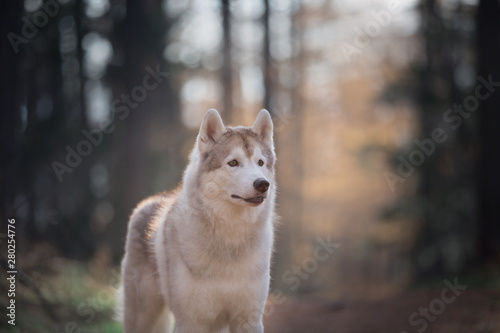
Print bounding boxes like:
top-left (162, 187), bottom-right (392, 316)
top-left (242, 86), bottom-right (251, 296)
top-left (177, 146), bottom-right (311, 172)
top-left (174, 249), bottom-right (268, 302)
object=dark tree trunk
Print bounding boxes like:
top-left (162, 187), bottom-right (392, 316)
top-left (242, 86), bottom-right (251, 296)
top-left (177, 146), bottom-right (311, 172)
top-left (108, 0), bottom-right (179, 261)
top-left (75, 0), bottom-right (88, 126)
top-left (476, 0), bottom-right (500, 262)
top-left (0, 1), bottom-right (23, 220)
top-left (407, 0), bottom-right (478, 278)
top-left (221, 0), bottom-right (233, 123)
top-left (109, 0), bottom-right (153, 261)
top-left (122, 0), bottom-right (149, 212)
top-left (262, 0), bottom-right (272, 110)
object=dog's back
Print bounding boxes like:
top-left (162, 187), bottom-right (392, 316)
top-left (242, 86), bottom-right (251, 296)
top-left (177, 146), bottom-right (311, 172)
top-left (118, 192), bottom-right (178, 332)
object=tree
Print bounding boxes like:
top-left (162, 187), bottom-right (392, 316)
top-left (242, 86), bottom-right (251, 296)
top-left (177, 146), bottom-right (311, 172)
top-left (476, 0), bottom-right (500, 263)
top-left (386, 0), bottom-right (479, 278)
top-left (106, 0), bottom-right (181, 261)
top-left (262, 0), bottom-right (273, 110)
top-left (221, 0), bottom-right (233, 123)
top-left (0, 1), bottom-right (23, 221)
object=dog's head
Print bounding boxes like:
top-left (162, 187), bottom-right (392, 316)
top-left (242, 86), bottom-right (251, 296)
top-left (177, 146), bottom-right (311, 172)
top-left (194, 109), bottom-right (275, 208)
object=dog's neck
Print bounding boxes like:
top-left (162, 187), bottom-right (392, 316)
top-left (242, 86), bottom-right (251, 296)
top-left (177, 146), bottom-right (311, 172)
top-left (174, 191), bottom-right (267, 261)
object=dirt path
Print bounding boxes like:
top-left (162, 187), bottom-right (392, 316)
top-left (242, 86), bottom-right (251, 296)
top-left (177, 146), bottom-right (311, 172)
top-left (263, 289), bottom-right (500, 333)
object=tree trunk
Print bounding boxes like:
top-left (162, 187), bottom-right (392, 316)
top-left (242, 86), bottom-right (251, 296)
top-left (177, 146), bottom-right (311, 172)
top-left (476, 0), bottom-right (500, 262)
top-left (262, 0), bottom-right (272, 110)
top-left (108, 0), bottom-right (181, 261)
top-left (0, 1), bottom-right (23, 220)
top-left (221, 0), bottom-right (233, 123)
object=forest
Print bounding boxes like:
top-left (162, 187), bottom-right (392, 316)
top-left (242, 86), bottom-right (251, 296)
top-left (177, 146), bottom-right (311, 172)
top-left (1, 0), bottom-right (499, 332)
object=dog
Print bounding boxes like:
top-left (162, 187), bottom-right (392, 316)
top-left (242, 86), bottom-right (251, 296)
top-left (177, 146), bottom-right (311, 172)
top-left (117, 109), bottom-right (276, 333)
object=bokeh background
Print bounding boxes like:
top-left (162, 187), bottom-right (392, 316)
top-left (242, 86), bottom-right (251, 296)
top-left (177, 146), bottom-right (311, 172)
top-left (1, 0), bottom-right (500, 332)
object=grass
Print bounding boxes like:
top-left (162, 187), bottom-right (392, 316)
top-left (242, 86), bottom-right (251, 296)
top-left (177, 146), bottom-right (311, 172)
top-left (0, 257), bottom-right (123, 333)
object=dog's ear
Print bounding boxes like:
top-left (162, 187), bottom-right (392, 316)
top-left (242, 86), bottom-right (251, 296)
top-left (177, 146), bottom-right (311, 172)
top-left (252, 109), bottom-right (273, 147)
top-left (198, 109), bottom-right (225, 152)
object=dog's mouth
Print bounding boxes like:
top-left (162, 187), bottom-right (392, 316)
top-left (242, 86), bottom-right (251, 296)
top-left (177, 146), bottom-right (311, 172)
top-left (231, 194), bottom-right (266, 205)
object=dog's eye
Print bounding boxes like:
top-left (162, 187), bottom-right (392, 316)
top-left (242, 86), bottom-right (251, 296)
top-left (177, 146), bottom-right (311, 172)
top-left (258, 160), bottom-right (264, 166)
top-left (228, 159), bottom-right (238, 167)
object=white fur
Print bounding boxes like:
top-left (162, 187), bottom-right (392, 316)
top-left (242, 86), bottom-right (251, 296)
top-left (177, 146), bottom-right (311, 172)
top-left (118, 109), bottom-right (276, 333)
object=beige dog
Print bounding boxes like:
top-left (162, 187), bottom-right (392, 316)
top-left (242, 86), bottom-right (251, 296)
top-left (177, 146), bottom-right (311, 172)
top-left (117, 109), bottom-right (276, 333)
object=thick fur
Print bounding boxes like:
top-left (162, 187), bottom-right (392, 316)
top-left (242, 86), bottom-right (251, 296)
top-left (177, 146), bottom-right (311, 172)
top-left (118, 109), bottom-right (276, 333)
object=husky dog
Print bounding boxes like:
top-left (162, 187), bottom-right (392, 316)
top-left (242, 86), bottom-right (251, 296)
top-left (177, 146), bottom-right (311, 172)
top-left (117, 109), bottom-right (276, 333)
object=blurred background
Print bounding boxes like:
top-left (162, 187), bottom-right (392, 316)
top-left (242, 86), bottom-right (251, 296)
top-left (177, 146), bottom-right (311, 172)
top-left (1, 0), bottom-right (500, 332)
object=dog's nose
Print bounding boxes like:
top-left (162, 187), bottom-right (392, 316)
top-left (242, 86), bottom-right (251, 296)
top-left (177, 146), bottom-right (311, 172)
top-left (253, 178), bottom-right (270, 193)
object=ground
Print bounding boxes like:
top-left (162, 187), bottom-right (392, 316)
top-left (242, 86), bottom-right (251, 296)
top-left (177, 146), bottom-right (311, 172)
top-left (263, 290), bottom-right (500, 333)
top-left (1, 254), bottom-right (498, 332)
